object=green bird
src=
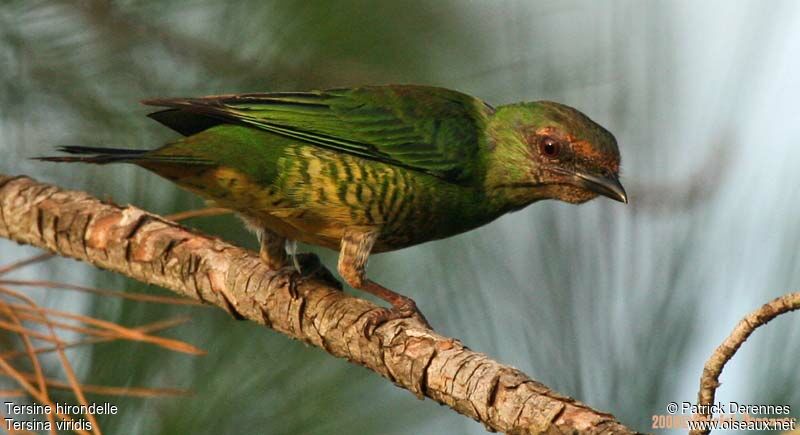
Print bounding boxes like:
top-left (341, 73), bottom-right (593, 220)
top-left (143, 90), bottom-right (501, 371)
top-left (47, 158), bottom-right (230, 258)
top-left (39, 84), bottom-right (626, 332)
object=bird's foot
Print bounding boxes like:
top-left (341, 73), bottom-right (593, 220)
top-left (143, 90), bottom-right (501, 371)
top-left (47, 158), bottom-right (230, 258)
top-left (362, 297), bottom-right (432, 338)
top-left (293, 252), bottom-right (341, 290)
top-left (264, 253), bottom-right (342, 299)
top-left (265, 265), bottom-right (301, 299)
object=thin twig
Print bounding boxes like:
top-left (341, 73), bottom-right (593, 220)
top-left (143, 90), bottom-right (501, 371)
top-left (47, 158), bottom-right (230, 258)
top-left (690, 292), bottom-right (800, 435)
top-left (0, 356), bottom-right (91, 435)
top-left (0, 253), bottom-right (53, 276)
top-left (1, 279), bottom-right (204, 306)
top-left (0, 317), bottom-right (66, 343)
top-left (0, 286), bottom-right (102, 435)
top-left (0, 303), bottom-right (57, 433)
top-left (5, 302), bottom-right (205, 355)
top-left (0, 371), bottom-right (191, 398)
top-left (0, 316), bottom-right (190, 361)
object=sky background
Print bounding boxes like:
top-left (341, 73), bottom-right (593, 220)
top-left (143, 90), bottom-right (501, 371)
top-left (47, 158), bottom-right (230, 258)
top-left (1, 1), bottom-right (798, 433)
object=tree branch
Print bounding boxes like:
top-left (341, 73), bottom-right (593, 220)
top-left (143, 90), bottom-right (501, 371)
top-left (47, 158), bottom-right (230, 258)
top-left (0, 174), bottom-right (638, 434)
top-left (690, 292), bottom-right (800, 435)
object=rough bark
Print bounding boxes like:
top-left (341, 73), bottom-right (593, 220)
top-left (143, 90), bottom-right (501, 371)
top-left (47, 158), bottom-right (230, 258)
top-left (0, 174), bottom-right (638, 434)
top-left (690, 292), bottom-right (800, 435)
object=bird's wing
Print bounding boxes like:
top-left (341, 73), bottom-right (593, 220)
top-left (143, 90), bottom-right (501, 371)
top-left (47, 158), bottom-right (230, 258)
top-left (143, 85), bottom-right (494, 183)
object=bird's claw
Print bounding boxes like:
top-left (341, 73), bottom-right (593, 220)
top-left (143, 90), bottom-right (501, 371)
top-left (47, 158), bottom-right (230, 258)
top-left (362, 299), bottom-right (432, 338)
top-left (293, 253), bottom-right (342, 290)
top-left (267, 265), bottom-right (302, 299)
top-left (265, 253), bottom-right (342, 299)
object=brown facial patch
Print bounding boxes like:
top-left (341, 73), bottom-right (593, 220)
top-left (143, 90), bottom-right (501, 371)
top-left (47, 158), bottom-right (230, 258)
top-left (570, 139), bottom-right (619, 172)
top-left (525, 127), bottom-right (618, 172)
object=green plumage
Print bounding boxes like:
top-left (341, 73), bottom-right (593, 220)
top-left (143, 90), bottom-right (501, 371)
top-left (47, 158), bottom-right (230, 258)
top-left (39, 84), bottom-right (626, 328)
top-left (144, 86), bottom-right (489, 182)
top-left (129, 124), bottom-right (490, 252)
top-left (40, 84), bottom-right (625, 255)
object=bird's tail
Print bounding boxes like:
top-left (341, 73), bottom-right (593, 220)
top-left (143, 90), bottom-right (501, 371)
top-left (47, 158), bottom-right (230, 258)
top-left (34, 146), bottom-right (148, 164)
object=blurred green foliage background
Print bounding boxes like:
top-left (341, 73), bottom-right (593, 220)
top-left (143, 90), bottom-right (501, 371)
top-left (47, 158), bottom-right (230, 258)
top-left (1, 1), bottom-right (799, 433)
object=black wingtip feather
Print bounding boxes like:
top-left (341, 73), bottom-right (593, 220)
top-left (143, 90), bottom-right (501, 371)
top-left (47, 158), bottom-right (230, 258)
top-left (32, 156), bottom-right (81, 162)
top-left (33, 146), bottom-right (147, 164)
top-left (33, 155), bottom-right (123, 164)
top-left (56, 145), bottom-right (146, 155)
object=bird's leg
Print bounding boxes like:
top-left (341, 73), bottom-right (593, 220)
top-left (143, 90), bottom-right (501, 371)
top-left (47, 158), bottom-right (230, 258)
top-left (338, 229), bottom-right (432, 336)
top-left (255, 227), bottom-right (300, 296)
top-left (257, 227), bottom-right (340, 294)
top-left (258, 227), bottom-right (289, 269)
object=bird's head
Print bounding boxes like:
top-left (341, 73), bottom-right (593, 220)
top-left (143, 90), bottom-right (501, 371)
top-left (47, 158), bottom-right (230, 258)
top-left (484, 101), bottom-right (626, 210)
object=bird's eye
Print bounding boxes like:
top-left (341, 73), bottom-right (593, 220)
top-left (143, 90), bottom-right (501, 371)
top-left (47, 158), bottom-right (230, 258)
top-left (539, 137), bottom-right (561, 158)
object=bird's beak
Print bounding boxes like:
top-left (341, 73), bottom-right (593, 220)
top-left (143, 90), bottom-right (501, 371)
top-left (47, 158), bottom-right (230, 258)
top-left (573, 171), bottom-right (628, 203)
